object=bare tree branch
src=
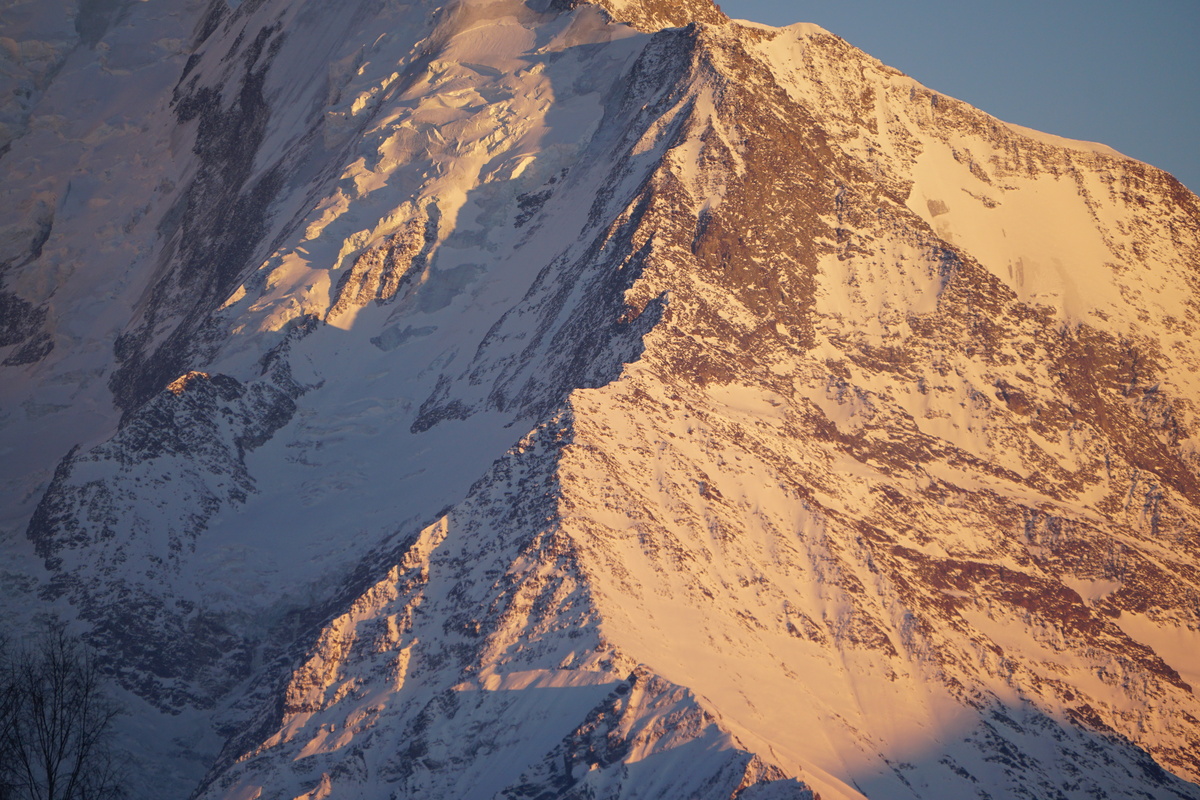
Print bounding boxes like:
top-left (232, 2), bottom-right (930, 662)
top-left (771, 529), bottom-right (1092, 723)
top-left (0, 625), bottom-right (125, 800)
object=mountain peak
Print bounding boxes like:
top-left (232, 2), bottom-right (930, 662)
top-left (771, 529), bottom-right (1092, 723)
top-left (551, 0), bottom-right (727, 29)
top-left (2, 1), bottom-right (1198, 798)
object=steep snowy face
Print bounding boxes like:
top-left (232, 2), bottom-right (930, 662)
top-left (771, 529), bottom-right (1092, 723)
top-left (182, 17), bottom-right (1200, 800)
top-left (543, 23), bottom-right (1200, 796)
top-left (0, 0), bottom-right (609, 522)
top-left (3, 1), bottom-right (1200, 799)
top-left (192, 413), bottom-right (817, 800)
top-left (10, 0), bottom-right (668, 710)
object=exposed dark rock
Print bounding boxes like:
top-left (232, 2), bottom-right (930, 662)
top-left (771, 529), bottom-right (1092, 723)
top-left (27, 370), bottom-right (299, 709)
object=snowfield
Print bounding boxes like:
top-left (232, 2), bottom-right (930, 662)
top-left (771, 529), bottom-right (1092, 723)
top-left (2, 1), bottom-right (1199, 798)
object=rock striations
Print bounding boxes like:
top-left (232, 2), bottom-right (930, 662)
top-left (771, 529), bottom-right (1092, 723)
top-left (1, 0), bottom-right (1199, 798)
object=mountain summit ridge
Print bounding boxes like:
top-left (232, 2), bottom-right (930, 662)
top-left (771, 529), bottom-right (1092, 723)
top-left (1, 1), bottom-right (1198, 798)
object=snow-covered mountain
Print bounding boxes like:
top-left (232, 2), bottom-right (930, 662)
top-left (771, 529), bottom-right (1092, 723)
top-left (3, 0), bottom-right (1199, 798)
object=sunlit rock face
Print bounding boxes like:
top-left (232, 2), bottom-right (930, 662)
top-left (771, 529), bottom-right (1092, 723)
top-left (2, 1), bottom-right (1199, 798)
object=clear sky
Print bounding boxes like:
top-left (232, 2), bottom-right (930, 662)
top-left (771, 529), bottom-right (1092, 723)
top-left (716, 1), bottom-right (1199, 194)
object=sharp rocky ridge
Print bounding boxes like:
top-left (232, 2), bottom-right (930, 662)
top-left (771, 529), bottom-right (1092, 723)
top-left (2, 0), bottom-right (1199, 798)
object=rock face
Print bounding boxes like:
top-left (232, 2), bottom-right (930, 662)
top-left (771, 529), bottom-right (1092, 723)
top-left (2, 1), bottom-right (1199, 799)
top-left (27, 367), bottom-right (300, 709)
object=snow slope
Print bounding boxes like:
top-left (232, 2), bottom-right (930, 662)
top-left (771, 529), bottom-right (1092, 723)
top-left (2, 1), bottom-right (1199, 798)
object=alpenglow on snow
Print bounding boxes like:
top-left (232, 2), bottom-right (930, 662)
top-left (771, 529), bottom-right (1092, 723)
top-left (2, 0), bottom-right (1199, 799)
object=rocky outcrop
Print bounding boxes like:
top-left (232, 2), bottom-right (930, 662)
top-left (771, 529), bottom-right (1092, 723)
top-left (28, 369), bottom-right (300, 708)
top-left (497, 668), bottom-right (815, 800)
top-left (552, 0), bottom-right (727, 31)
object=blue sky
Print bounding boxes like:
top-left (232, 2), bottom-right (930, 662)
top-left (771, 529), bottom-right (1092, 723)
top-left (717, 1), bottom-right (1199, 193)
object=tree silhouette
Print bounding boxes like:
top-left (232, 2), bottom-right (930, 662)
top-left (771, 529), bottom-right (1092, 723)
top-left (0, 626), bottom-right (125, 800)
